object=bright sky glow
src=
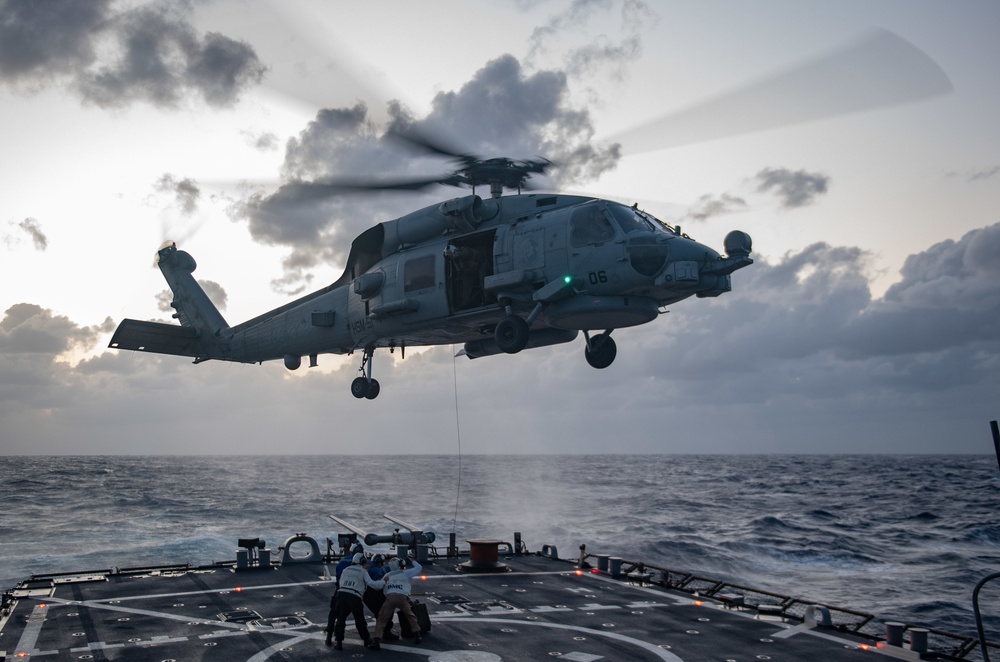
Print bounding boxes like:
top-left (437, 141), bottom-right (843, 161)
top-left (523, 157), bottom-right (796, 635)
top-left (1, 0), bottom-right (998, 454)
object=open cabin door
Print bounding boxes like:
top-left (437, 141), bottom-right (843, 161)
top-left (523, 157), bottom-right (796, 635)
top-left (445, 230), bottom-right (497, 313)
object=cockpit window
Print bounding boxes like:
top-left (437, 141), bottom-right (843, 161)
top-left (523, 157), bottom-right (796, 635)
top-left (607, 203), bottom-right (653, 234)
top-left (570, 203), bottom-right (616, 247)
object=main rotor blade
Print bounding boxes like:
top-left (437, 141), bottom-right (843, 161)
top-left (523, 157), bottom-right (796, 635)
top-left (385, 126), bottom-right (478, 166)
top-left (607, 29), bottom-right (953, 155)
top-left (276, 174), bottom-right (464, 198)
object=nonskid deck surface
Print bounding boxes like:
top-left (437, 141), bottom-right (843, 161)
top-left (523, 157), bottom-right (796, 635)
top-left (0, 552), bottom-right (880, 662)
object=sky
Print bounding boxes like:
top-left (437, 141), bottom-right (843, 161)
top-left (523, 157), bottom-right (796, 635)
top-left (1, 0), bottom-right (998, 455)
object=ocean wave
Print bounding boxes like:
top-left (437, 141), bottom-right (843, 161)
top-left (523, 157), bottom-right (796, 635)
top-left (2, 453), bottom-right (999, 638)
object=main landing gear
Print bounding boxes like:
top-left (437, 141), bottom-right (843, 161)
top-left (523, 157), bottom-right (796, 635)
top-left (351, 346), bottom-right (380, 400)
top-left (583, 330), bottom-right (616, 369)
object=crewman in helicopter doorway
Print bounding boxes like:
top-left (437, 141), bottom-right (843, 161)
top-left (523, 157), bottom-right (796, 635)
top-left (369, 557), bottom-right (423, 650)
top-left (327, 553), bottom-right (385, 650)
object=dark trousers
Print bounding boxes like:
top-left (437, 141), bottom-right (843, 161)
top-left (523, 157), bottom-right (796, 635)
top-left (331, 592), bottom-right (370, 644)
top-left (364, 587), bottom-right (394, 636)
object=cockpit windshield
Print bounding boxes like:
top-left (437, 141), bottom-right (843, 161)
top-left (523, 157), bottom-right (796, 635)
top-left (606, 203), bottom-right (678, 235)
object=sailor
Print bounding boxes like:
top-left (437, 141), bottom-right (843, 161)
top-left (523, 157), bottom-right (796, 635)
top-left (335, 543), bottom-right (364, 583)
top-left (324, 542), bottom-right (365, 643)
top-left (328, 553), bottom-right (385, 650)
top-left (370, 557), bottom-right (423, 651)
top-left (365, 554), bottom-right (399, 641)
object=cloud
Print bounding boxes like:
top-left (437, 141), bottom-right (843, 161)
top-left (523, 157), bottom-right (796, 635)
top-left (241, 129), bottom-right (280, 151)
top-left (0, 0), bottom-right (266, 109)
top-left (3, 218), bottom-right (48, 251)
top-left (526, 0), bottom-right (656, 82)
top-left (154, 174), bottom-right (201, 215)
top-left (3, 225), bottom-right (999, 454)
top-left (946, 165), bottom-right (1000, 183)
top-left (232, 55), bottom-right (621, 291)
top-left (753, 167), bottom-right (830, 209)
top-left (156, 279), bottom-right (227, 314)
top-left (684, 192), bottom-right (747, 222)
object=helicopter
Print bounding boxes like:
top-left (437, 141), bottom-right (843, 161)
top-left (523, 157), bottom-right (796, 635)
top-left (107, 28), bottom-right (950, 400)
top-left (108, 130), bottom-right (752, 400)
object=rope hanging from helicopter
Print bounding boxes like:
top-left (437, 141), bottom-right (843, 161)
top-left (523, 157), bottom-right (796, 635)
top-left (451, 345), bottom-right (463, 538)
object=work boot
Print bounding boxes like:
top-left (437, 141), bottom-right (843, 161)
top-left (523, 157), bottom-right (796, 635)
top-left (382, 630), bottom-right (400, 641)
top-left (368, 638), bottom-right (381, 651)
top-left (325, 635), bottom-right (332, 646)
top-left (414, 633), bottom-right (422, 645)
top-left (334, 640), bottom-right (342, 650)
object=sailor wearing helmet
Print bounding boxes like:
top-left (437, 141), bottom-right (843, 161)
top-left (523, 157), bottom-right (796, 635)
top-left (365, 554), bottom-right (399, 641)
top-left (328, 553), bottom-right (385, 650)
top-left (370, 557), bottom-right (423, 650)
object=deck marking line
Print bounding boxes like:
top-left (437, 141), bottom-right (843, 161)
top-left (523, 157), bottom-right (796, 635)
top-left (44, 596), bottom-right (324, 644)
top-left (13, 604), bottom-right (50, 656)
top-left (246, 633), bottom-right (314, 662)
top-left (770, 622), bottom-right (814, 639)
top-left (530, 606), bottom-right (574, 613)
top-left (70, 641), bottom-right (126, 651)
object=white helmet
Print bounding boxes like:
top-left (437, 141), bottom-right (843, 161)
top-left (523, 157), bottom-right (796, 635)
top-left (387, 559), bottom-right (401, 572)
top-left (353, 553), bottom-right (366, 565)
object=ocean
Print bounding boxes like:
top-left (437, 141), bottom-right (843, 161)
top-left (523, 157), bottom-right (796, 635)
top-left (1, 454), bottom-right (998, 639)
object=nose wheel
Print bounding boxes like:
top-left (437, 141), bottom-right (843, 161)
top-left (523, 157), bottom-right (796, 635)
top-left (351, 347), bottom-right (381, 399)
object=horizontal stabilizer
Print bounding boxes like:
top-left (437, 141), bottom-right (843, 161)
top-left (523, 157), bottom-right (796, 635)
top-left (109, 319), bottom-right (203, 358)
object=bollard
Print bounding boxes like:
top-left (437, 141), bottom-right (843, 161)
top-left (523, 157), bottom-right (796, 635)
top-left (909, 628), bottom-right (928, 654)
top-left (236, 549), bottom-right (249, 570)
top-left (608, 557), bottom-right (622, 577)
top-left (596, 555), bottom-right (610, 573)
top-left (514, 532), bottom-right (522, 555)
top-left (259, 548), bottom-right (271, 568)
top-left (885, 622), bottom-right (904, 647)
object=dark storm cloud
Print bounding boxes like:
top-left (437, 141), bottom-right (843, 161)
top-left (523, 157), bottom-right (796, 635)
top-left (0, 0), bottom-right (266, 108)
top-left (754, 167), bottom-right (830, 208)
top-left (0, 304), bottom-right (103, 355)
top-left (234, 55), bottom-right (620, 290)
top-left (154, 174), bottom-right (201, 215)
top-left (839, 223), bottom-right (1000, 360)
top-left (0, 0), bottom-right (108, 86)
top-left (625, 222), bottom-right (1000, 412)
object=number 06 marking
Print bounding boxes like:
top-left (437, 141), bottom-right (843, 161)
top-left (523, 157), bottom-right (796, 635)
top-left (588, 270), bottom-right (608, 284)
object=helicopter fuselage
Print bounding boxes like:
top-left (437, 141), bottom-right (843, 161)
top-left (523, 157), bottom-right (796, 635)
top-left (109, 192), bottom-right (752, 398)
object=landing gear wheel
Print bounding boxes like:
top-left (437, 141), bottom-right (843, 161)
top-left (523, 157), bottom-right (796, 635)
top-left (351, 377), bottom-right (371, 399)
top-left (495, 315), bottom-right (529, 354)
top-left (585, 333), bottom-right (617, 369)
top-left (364, 379), bottom-right (380, 400)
